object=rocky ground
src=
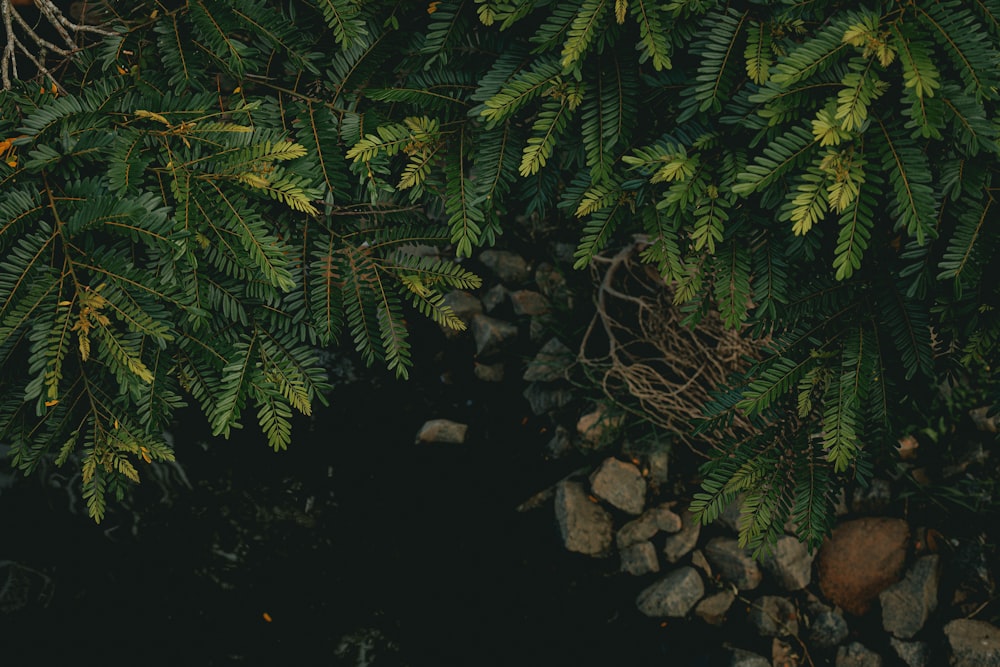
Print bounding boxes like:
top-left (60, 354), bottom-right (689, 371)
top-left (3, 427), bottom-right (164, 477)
top-left (415, 233), bottom-right (1000, 667)
top-left (2, 224), bottom-right (998, 666)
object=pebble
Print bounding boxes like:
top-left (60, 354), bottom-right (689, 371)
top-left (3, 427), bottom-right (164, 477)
top-left (554, 480), bottom-right (612, 556)
top-left (944, 619), bottom-right (1000, 667)
top-left (576, 404), bottom-right (624, 447)
top-left (889, 638), bottom-right (931, 667)
top-left (729, 648), bottom-right (770, 667)
top-left (807, 603), bottom-right (850, 649)
top-left (481, 284), bottom-right (507, 312)
top-left (510, 289), bottom-right (550, 316)
top-left (663, 510), bottom-right (701, 563)
top-left (704, 537), bottom-right (763, 591)
top-left (635, 566), bottom-right (704, 618)
top-left (522, 337), bottom-right (573, 382)
top-left (479, 249), bottom-right (530, 284)
top-left (620, 541), bottom-right (659, 576)
top-left (544, 425), bottom-right (572, 458)
top-left (616, 504), bottom-right (681, 548)
top-left (414, 419), bottom-right (468, 444)
top-left (749, 595), bottom-right (799, 637)
top-left (470, 314), bottom-right (518, 358)
top-left (473, 361), bottom-right (504, 382)
top-left (522, 383), bottom-right (573, 416)
top-left (695, 590), bottom-right (735, 626)
top-left (817, 517), bottom-right (910, 615)
top-left (441, 290), bottom-right (482, 323)
top-left (879, 554), bottom-right (940, 639)
top-left (589, 457), bottom-right (646, 515)
top-left (836, 642), bottom-right (882, 667)
top-left (761, 534), bottom-right (816, 591)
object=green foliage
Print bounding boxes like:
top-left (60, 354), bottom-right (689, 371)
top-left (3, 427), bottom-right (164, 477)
top-left (2, 0), bottom-right (999, 551)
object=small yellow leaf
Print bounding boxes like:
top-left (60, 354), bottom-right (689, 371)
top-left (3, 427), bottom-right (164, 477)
top-left (427, 1), bottom-right (440, 14)
top-left (113, 418), bottom-right (119, 429)
top-left (135, 109), bottom-right (171, 126)
top-left (117, 65), bottom-right (128, 75)
top-left (615, 0), bottom-right (627, 24)
top-left (44, 399), bottom-right (59, 407)
top-left (58, 300), bottom-right (72, 306)
top-left (233, 86), bottom-right (242, 94)
top-left (150, 9), bottom-right (159, 18)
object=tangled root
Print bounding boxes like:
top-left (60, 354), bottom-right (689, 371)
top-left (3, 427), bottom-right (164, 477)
top-left (577, 242), bottom-right (760, 455)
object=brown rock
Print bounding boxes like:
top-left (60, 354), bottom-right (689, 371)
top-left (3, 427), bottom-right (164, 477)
top-left (554, 480), bottom-right (613, 556)
top-left (817, 517), bottom-right (910, 615)
top-left (414, 419), bottom-right (468, 444)
top-left (577, 404), bottom-right (624, 447)
top-left (510, 289), bottom-right (550, 316)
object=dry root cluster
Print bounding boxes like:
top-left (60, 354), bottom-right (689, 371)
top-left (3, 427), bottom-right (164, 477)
top-left (578, 242), bottom-right (760, 453)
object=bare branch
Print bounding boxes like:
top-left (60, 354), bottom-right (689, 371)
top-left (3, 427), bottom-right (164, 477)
top-left (0, 0), bottom-right (113, 90)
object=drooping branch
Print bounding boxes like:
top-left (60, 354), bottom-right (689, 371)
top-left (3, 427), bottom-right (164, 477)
top-left (0, 0), bottom-right (115, 90)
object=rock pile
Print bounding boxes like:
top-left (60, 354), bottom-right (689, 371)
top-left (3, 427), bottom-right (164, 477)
top-left (419, 246), bottom-right (1000, 666)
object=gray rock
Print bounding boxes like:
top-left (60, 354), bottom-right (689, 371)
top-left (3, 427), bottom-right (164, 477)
top-left (749, 596), bottom-right (799, 637)
top-left (944, 619), bottom-right (1000, 667)
top-left (473, 362), bottom-right (504, 382)
top-left (851, 478), bottom-right (893, 515)
top-left (617, 504), bottom-right (681, 548)
top-left (880, 555), bottom-right (940, 639)
top-left (589, 458), bottom-right (646, 515)
top-left (441, 290), bottom-right (482, 323)
top-left (481, 284), bottom-right (507, 312)
top-left (615, 513), bottom-right (660, 549)
top-left (663, 510), bottom-right (702, 564)
top-left (649, 504), bottom-right (683, 533)
top-left (890, 638), bottom-right (930, 667)
top-left (545, 425), bottom-right (573, 458)
top-left (761, 535), bottom-right (816, 591)
top-left (704, 537), bottom-right (763, 591)
top-left (620, 541), bottom-right (660, 576)
top-left (510, 289), bottom-right (550, 316)
top-left (808, 603), bottom-right (850, 649)
top-left (718, 495), bottom-right (745, 534)
top-left (471, 314), bottom-right (518, 357)
top-left (522, 383), bottom-right (573, 416)
top-left (691, 549), bottom-right (712, 578)
top-left (695, 590), bottom-right (735, 626)
top-left (523, 337), bottom-right (573, 382)
top-left (836, 642), bottom-right (882, 667)
top-left (554, 480), bottom-right (613, 556)
top-left (479, 249), bottom-right (530, 284)
top-left (729, 648), bottom-right (770, 667)
top-left (414, 419), bottom-right (468, 444)
top-left (635, 566), bottom-right (704, 618)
